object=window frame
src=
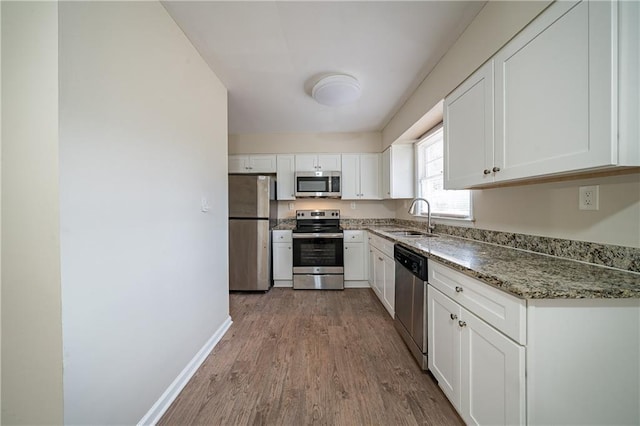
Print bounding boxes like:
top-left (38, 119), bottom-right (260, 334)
top-left (414, 123), bottom-right (474, 221)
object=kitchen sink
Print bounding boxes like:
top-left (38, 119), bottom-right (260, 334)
top-left (388, 230), bottom-right (438, 238)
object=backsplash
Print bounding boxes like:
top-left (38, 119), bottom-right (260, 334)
top-left (274, 217), bottom-right (640, 272)
top-left (396, 219), bottom-right (640, 273)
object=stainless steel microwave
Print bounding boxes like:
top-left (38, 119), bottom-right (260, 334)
top-left (295, 171), bottom-right (341, 198)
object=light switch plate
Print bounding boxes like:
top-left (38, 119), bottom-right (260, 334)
top-left (579, 185), bottom-right (599, 211)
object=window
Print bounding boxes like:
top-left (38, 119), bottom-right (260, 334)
top-left (415, 125), bottom-right (472, 219)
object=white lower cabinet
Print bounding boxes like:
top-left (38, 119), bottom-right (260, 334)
top-left (428, 259), bottom-right (640, 425)
top-left (272, 230), bottom-right (292, 286)
top-left (428, 286), bottom-right (461, 407)
top-left (429, 283), bottom-right (525, 425)
top-left (344, 230), bottom-right (368, 285)
top-left (367, 232), bottom-right (395, 317)
top-left (460, 307), bottom-right (525, 426)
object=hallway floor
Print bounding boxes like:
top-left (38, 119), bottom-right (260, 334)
top-left (159, 288), bottom-right (463, 425)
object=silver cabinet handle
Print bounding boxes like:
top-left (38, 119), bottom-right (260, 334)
top-left (450, 313), bottom-right (458, 320)
top-left (483, 169), bottom-right (491, 175)
top-left (458, 320), bottom-right (467, 328)
top-left (455, 286), bottom-right (463, 293)
top-left (492, 166), bottom-right (501, 172)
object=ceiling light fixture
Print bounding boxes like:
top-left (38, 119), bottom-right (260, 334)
top-left (311, 74), bottom-right (361, 107)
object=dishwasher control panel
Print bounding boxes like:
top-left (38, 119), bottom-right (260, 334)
top-left (394, 244), bottom-right (427, 281)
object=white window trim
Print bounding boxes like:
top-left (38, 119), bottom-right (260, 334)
top-left (413, 123), bottom-right (474, 221)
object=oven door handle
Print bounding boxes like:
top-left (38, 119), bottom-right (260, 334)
top-left (292, 233), bottom-right (344, 239)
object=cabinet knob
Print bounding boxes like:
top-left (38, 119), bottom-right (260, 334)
top-left (345, 247), bottom-right (349, 250)
top-left (450, 313), bottom-right (458, 320)
top-left (455, 286), bottom-right (463, 293)
top-left (288, 246), bottom-right (291, 249)
top-left (492, 166), bottom-right (501, 173)
top-left (378, 257), bottom-right (383, 261)
top-left (458, 320), bottom-right (467, 328)
top-left (483, 169), bottom-right (491, 175)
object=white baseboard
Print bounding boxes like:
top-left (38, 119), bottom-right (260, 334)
top-left (273, 280), bottom-right (293, 288)
top-left (137, 316), bottom-right (232, 425)
top-left (345, 280), bottom-right (370, 288)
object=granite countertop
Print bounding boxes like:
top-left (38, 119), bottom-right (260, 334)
top-left (367, 227), bottom-right (640, 300)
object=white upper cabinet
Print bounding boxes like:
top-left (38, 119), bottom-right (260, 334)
top-left (276, 155), bottom-right (295, 200)
top-left (295, 154), bottom-right (341, 172)
top-left (228, 154), bottom-right (277, 174)
top-left (494, 0), bottom-right (608, 181)
top-left (444, 0), bottom-right (639, 189)
top-left (341, 154), bottom-right (381, 200)
top-left (381, 145), bottom-right (414, 199)
top-left (444, 61), bottom-right (494, 189)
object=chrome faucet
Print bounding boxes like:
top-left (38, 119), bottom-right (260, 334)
top-left (407, 198), bottom-right (435, 233)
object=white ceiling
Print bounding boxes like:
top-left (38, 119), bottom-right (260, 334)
top-left (163, 1), bottom-right (486, 135)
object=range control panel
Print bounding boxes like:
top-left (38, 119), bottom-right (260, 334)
top-left (296, 209), bottom-right (340, 219)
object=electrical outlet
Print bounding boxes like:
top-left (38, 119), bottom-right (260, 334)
top-left (288, 202), bottom-right (294, 211)
top-left (201, 196), bottom-right (210, 213)
top-left (579, 185), bottom-right (599, 211)
top-left (350, 202), bottom-right (356, 209)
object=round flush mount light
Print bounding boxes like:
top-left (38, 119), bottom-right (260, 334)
top-left (311, 74), bottom-right (361, 107)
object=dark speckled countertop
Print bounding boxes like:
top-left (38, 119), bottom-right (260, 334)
top-left (367, 227), bottom-right (640, 300)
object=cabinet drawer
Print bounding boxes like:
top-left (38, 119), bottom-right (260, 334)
top-left (272, 230), bottom-right (292, 243)
top-left (344, 230), bottom-right (364, 242)
top-left (368, 232), bottom-right (382, 249)
top-left (428, 260), bottom-right (526, 344)
top-left (369, 233), bottom-right (394, 258)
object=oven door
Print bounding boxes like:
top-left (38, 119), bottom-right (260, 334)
top-left (292, 233), bottom-right (344, 273)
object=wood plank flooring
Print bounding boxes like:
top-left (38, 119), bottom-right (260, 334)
top-left (159, 288), bottom-right (463, 425)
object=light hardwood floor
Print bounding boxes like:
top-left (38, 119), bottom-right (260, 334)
top-left (159, 288), bottom-right (463, 425)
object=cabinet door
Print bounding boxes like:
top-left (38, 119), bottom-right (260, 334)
top-left (249, 155), bottom-right (276, 173)
top-left (344, 242), bottom-right (365, 281)
top-left (295, 155), bottom-right (317, 172)
top-left (272, 242), bottom-right (293, 280)
top-left (372, 248), bottom-right (385, 301)
top-left (368, 244), bottom-right (376, 289)
top-left (340, 154), bottom-right (360, 200)
top-left (444, 60), bottom-right (494, 189)
top-left (428, 286), bottom-right (461, 409)
top-left (382, 254), bottom-right (395, 315)
top-left (359, 153), bottom-right (381, 199)
top-left (460, 309), bottom-right (525, 426)
top-left (317, 154), bottom-right (341, 171)
top-left (494, 0), bottom-right (615, 182)
top-left (228, 155), bottom-right (249, 173)
top-left (276, 155), bottom-right (295, 200)
top-left (381, 148), bottom-right (391, 198)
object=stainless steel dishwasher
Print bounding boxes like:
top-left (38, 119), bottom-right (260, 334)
top-left (393, 244), bottom-right (428, 370)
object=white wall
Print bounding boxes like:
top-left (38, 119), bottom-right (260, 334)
top-left (229, 131), bottom-right (381, 154)
top-left (1, 2), bottom-right (64, 424)
top-left (382, 1), bottom-right (551, 147)
top-left (58, 2), bottom-right (229, 424)
top-left (397, 173), bottom-right (640, 248)
top-left (278, 199), bottom-right (396, 219)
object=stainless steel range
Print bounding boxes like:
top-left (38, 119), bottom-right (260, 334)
top-left (292, 209), bottom-right (344, 290)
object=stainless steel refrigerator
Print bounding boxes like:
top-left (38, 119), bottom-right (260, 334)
top-left (228, 175), bottom-right (277, 291)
